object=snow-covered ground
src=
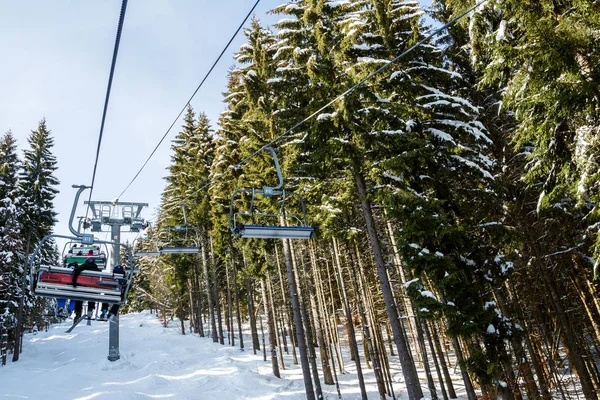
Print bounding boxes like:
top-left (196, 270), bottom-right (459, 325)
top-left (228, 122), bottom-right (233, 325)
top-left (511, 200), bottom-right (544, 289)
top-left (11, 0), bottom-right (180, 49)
top-left (0, 311), bottom-right (465, 399)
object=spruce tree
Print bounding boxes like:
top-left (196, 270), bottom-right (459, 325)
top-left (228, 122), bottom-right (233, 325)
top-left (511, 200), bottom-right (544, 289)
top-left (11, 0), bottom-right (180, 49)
top-left (0, 131), bottom-right (23, 362)
top-left (13, 119), bottom-right (59, 361)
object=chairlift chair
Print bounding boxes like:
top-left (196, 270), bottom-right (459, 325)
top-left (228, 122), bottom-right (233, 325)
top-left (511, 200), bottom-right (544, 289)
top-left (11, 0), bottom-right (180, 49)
top-left (158, 209), bottom-right (201, 254)
top-left (31, 234), bottom-right (134, 305)
top-left (136, 207), bottom-right (202, 255)
top-left (133, 234), bottom-right (161, 257)
top-left (229, 147), bottom-right (315, 240)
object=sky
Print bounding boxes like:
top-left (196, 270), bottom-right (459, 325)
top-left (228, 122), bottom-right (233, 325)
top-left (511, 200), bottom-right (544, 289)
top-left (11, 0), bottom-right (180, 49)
top-left (0, 0), bottom-right (433, 250)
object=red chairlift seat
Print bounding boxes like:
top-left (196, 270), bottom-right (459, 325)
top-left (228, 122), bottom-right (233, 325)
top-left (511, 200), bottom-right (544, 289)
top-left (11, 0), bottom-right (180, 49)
top-left (35, 266), bottom-right (125, 304)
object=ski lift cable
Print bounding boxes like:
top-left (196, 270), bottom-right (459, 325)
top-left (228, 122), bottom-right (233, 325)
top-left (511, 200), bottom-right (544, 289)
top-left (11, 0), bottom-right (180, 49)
top-left (84, 0), bottom-right (129, 222)
top-left (149, 0), bottom-right (490, 223)
top-left (115, 0), bottom-right (262, 202)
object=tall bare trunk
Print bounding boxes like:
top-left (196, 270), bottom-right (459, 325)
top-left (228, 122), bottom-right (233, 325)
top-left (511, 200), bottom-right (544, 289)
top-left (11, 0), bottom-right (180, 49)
top-left (261, 279), bottom-right (280, 377)
top-left (244, 272), bottom-right (260, 354)
top-left (430, 323), bottom-right (457, 398)
top-left (229, 239), bottom-right (244, 351)
top-left (12, 234), bottom-right (31, 362)
top-left (354, 170), bottom-right (423, 400)
top-left (349, 242), bottom-right (386, 399)
top-left (276, 245), bottom-right (298, 365)
top-left (267, 275), bottom-right (285, 369)
top-left (210, 238), bottom-right (224, 345)
top-left (225, 260), bottom-right (234, 345)
top-left (202, 234), bottom-right (217, 343)
top-left (333, 237), bottom-right (368, 400)
top-left (416, 317), bottom-right (438, 400)
top-left (282, 237), bottom-right (315, 400)
top-left (308, 243), bottom-right (334, 385)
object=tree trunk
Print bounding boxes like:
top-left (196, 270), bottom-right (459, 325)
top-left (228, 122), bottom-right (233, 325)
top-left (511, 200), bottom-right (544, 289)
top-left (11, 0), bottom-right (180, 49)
top-left (229, 239), bottom-right (244, 351)
top-left (351, 241), bottom-right (386, 399)
top-left (12, 233), bottom-right (31, 362)
top-left (333, 237), bottom-right (368, 400)
top-left (451, 335), bottom-right (477, 400)
top-left (494, 287), bottom-right (540, 399)
top-left (354, 170), bottom-right (423, 400)
top-left (210, 238), bottom-right (224, 345)
top-left (308, 242), bottom-right (334, 385)
top-left (260, 273), bottom-right (281, 378)
top-left (202, 235), bottom-right (218, 343)
top-left (430, 323), bottom-right (457, 398)
top-left (324, 255), bottom-right (344, 374)
top-left (245, 272), bottom-right (260, 354)
top-left (386, 218), bottom-right (420, 356)
top-left (226, 261), bottom-right (234, 345)
top-left (416, 317), bottom-right (438, 400)
top-left (281, 237), bottom-right (315, 400)
top-left (276, 245), bottom-right (298, 365)
top-left (193, 261), bottom-right (205, 337)
top-left (267, 275), bottom-right (285, 370)
top-left (542, 271), bottom-right (597, 400)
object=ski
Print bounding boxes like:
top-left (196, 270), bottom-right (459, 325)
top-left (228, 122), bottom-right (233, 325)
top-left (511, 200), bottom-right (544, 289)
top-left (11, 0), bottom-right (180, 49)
top-left (66, 315), bottom-right (86, 333)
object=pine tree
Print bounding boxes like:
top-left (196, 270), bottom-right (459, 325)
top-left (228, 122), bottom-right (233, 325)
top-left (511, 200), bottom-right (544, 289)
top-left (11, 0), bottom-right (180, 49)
top-left (13, 119), bottom-right (59, 361)
top-left (0, 131), bottom-right (23, 364)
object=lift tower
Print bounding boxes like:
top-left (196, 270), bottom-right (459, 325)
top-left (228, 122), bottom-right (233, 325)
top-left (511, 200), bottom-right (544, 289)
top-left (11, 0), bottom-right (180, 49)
top-left (82, 197), bottom-right (147, 361)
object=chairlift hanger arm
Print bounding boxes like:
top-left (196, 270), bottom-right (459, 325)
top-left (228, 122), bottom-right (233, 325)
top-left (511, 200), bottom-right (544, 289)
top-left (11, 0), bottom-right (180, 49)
top-left (263, 147), bottom-right (283, 194)
top-left (68, 185), bottom-right (91, 237)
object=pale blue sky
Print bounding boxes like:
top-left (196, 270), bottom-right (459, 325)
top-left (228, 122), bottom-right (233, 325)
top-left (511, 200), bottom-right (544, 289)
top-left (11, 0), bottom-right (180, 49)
top-left (0, 0), bottom-right (433, 245)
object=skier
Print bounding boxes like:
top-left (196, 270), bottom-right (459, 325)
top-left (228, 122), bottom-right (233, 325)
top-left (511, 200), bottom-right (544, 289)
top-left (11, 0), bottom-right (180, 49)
top-left (72, 258), bottom-right (101, 320)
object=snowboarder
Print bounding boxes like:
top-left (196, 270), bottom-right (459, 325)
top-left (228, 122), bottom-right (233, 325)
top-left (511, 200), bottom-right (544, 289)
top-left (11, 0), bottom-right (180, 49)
top-left (72, 258), bottom-right (101, 320)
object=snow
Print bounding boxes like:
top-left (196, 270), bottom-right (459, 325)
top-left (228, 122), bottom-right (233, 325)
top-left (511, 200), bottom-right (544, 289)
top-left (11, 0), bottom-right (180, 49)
top-left (316, 112), bottom-right (335, 121)
top-left (390, 71), bottom-right (403, 80)
top-left (407, 63), bottom-right (462, 79)
top-left (0, 310), bottom-right (477, 399)
top-left (1, 311), bottom-right (414, 399)
top-left (420, 290), bottom-right (437, 300)
top-left (404, 277), bottom-right (420, 287)
top-left (427, 128), bottom-right (456, 144)
top-left (352, 43), bottom-right (383, 51)
top-left (484, 301), bottom-right (496, 309)
top-left (451, 155), bottom-right (494, 180)
top-left (285, 3), bottom-right (301, 11)
top-left (496, 20), bottom-right (508, 42)
top-left (487, 324), bottom-right (497, 334)
top-left (327, 0), bottom-right (351, 8)
top-left (356, 57), bottom-right (389, 65)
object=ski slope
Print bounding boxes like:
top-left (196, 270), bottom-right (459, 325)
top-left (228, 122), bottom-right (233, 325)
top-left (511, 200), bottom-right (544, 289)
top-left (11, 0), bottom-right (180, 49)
top-left (0, 311), bottom-right (430, 399)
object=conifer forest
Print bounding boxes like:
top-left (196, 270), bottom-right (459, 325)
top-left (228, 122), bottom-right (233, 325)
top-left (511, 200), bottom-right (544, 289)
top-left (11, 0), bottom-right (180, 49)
top-left (1, 1), bottom-right (600, 399)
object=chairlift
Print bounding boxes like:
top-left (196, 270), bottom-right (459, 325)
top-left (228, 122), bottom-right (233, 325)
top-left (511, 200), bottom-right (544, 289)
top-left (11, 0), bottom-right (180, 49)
top-left (29, 185), bottom-right (135, 305)
top-left (31, 235), bottom-right (133, 304)
top-left (159, 206), bottom-right (201, 254)
top-left (133, 236), bottom-right (161, 257)
top-left (135, 207), bottom-right (202, 256)
top-left (229, 147), bottom-right (315, 240)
